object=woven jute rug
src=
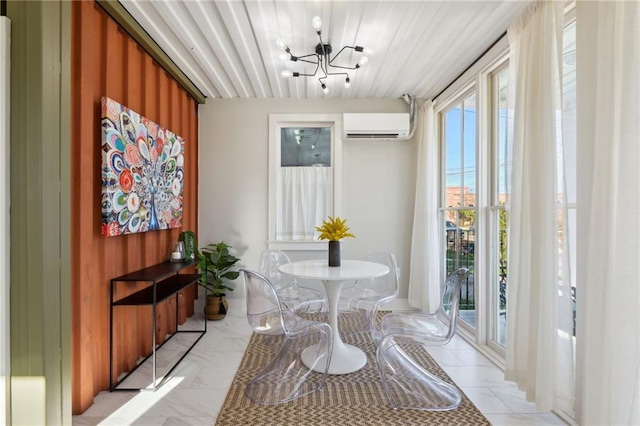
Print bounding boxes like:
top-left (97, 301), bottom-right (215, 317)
top-left (215, 312), bottom-right (489, 425)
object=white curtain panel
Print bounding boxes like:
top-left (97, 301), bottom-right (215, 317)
top-left (0, 16), bottom-right (9, 426)
top-left (408, 100), bottom-right (441, 312)
top-left (504, 0), bottom-right (574, 414)
top-left (576, 1), bottom-right (640, 424)
top-left (277, 167), bottom-right (333, 240)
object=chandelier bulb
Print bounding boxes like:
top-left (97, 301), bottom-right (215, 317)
top-left (321, 83), bottom-right (329, 94)
top-left (358, 56), bottom-right (369, 66)
top-left (311, 16), bottom-right (322, 32)
top-left (281, 70), bottom-right (293, 78)
top-left (276, 38), bottom-right (289, 52)
top-left (279, 53), bottom-right (289, 61)
top-left (363, 48), bottom-right (374, 56)
top-left (344, 77), bottom-right (351, 89)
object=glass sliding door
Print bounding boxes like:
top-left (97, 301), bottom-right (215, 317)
top-left (442, 91), bottom-right (477, 332)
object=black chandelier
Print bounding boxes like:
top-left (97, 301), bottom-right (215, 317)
top-left (277, 16), bottom-right (373, 94)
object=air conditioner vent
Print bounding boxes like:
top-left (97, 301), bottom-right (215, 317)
top-left (343, 113), bottom-right (410, 141)
top-left (345, 133), bottom-right (403, 139)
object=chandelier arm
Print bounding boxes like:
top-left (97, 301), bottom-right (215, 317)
top-left (311, 60), bottom-right (321, 76)
top-left (328, 45), bottom-right (355, 64)
top-left (293, 60), bottom-right (321, 77)
top-left (327, 64), bottom-right (359, 71)
top-left (317, 32), bottom-right (326, 54)
top-left (318, 54), bottom-right (329, 78)
top-left (297, 53), bottom-right (319, 62)
top-left (318, 73), bottom-right (328, 90)
top-left (317, 56), bottom-right (331, 91)
top-left (325, 70), bottom-right (350, 78)
top-left (297, 57), bottom-right (319, 65)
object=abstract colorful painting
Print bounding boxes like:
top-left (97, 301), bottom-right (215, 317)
top-left (101, 97), bottom-right (184, 237)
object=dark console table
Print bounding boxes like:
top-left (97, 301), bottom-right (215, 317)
top-left (109, 261), bottom-right (204, 391)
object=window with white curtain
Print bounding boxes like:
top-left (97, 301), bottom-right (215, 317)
top-left (434, 11), bottom-right (577, 416)
top-left (268, 114), bottom-right (342, 250)
top-left (435, 17), bottom-right (576, 368)
top-left (278, 166), bottom-right (333, 240)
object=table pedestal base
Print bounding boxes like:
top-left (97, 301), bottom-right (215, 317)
top-left (301, 342), bottom-right (367, 375)
top-left (278, 260), bottom-right (389, 376)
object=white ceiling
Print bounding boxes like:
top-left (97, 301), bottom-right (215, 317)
top-left (120, 0), bottom-right (530, 100)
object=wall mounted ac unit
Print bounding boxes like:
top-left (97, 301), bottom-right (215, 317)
top-left (343, 113), bottom-right (410, 141)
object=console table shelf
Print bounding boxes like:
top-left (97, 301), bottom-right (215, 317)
top-left (109, 260), bottom-right (205, 392)
top-left (111, 261), bottom-right (196, 282)
top-left (113, 273), bottom-right (200, 306)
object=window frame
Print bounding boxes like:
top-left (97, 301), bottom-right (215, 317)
top-left (438, 84), bottom-right (479, 335)
top-left (487, 58), bottom-right (510, 356)
top-left (434, 40), bottom-right (510, 359)
top-left (267, 114), bottom-right (343, 250)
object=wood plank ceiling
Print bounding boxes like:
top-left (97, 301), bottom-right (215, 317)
top-left (120, 0), bottom-right (530, 100)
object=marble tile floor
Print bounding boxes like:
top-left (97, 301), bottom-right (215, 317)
top-left (73, 299), bottom-right (566, 426)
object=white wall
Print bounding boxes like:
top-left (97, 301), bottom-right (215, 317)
top-left (198, 98), bottom-right (417, 298)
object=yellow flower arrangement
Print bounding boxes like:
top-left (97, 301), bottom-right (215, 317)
top-left (315, 216), bottom-right (356, 241)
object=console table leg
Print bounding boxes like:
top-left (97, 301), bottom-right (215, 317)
top-left (152, 301), bottom-right (157, 391)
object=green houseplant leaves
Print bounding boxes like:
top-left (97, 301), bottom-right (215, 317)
top-left (197, 242), bottom-right (240, 296)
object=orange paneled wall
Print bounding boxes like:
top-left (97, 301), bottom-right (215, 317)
top-left (71, 1), bottom-right (199, 414)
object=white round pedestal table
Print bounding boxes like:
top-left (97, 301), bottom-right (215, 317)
top-left (279, 259), bottom-right (389, 374)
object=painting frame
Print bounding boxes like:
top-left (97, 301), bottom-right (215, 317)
top-left (100, 97), bottom-right (185, 237)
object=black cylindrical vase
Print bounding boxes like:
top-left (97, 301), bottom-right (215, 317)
top-left (328, 240), bottom-right (341, 267)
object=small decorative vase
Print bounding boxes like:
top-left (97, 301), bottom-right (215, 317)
top-left (328, 240), bottom-right (341, 267)
top-left (179, 231), bottom-right (197, 261)
top-left (169, 241), bottom-right (185, 263)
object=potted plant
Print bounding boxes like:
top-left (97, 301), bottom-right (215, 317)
top-left (316, 216), bottom-right (355, 267)
top-left (198, 242), bottom-right (241, 320)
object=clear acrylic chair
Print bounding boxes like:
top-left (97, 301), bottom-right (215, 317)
top-left (240, 269), bottom-right (333, 405)
top-left (375, 267), bottom-right (470, 411)
top-left (259, 250), bottom-right (327, 314)
top-left (339, 251), bottom-right (399, 338)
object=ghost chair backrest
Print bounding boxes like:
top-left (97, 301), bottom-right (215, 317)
top-left (362, 251), bottom-right (400, 298)
top-left (258, 250), bottom-right (295, 291)
top-left (242, 268), bottom-right (287, 336)
top-left (437, 267), bottom-right (470, 341)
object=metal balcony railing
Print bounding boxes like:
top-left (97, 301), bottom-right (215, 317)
top-left (445, 228), bottom-right (476, 309)
top-left (445, 228), bottom-right (577, 338)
